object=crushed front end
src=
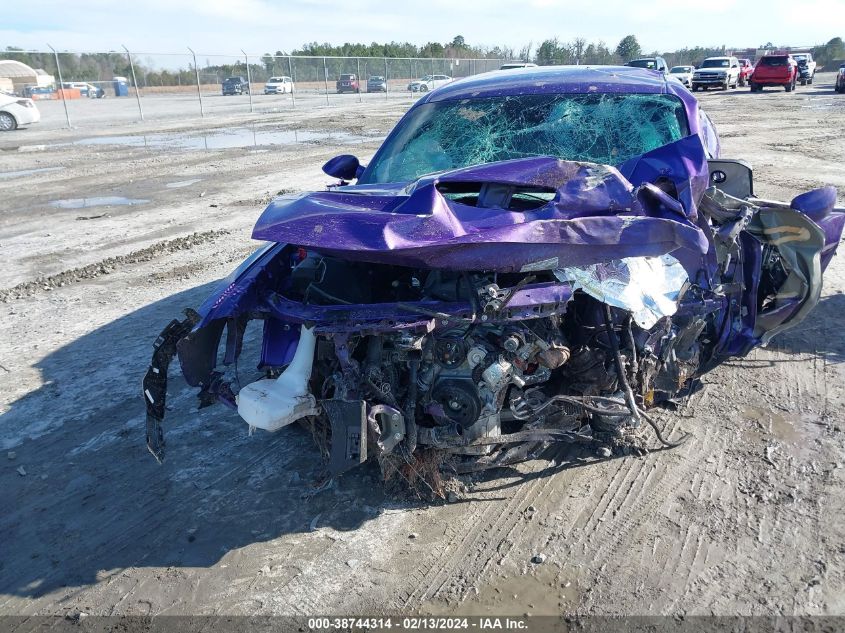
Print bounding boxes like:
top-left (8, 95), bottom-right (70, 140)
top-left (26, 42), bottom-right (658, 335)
top-left (143, 144), bottom-right (845, 489)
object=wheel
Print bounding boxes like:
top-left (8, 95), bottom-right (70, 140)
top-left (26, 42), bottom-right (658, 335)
top-left (785, 80), bottom-right (793, 92)
top-left (739, 76), bottom-right (746, 87)
top-left (419, 84), bottom-right (428, 93)
top-left (723, 79), bottom-right (729, 90)
top-left (0, 111), bottom-right (16, 131)
top-left (750, 83), bottom-right (760, 92)
top-left (800, 78), bottom-right (807, 86)
top-left (808, 75), bottom-right (814, 85)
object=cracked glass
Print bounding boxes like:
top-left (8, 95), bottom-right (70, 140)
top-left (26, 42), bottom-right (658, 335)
top-left (362, 93), bottom-right (689, 184)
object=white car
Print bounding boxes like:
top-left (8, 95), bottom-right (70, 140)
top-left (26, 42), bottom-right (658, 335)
top-left (264, 76), bottom-right (294, 95)
top-left (408, 74), bottom-right (452, 93)
top-left (668, 65), bottom-right (694, 87)
top-left (0, 93), bottom-right (40, 131)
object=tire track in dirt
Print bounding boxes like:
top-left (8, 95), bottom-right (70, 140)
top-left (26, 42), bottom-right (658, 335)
top-left (398, 454), bottom-right (568, 609)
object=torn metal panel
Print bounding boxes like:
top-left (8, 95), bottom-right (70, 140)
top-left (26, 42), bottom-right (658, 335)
top-left (554, 254), bottom-right (689, 329)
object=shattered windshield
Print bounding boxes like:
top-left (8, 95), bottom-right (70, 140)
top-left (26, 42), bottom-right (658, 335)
top-left (360, 93), bottom-right (689, 184)
top-left (627, 59), bottom-right (657, 68)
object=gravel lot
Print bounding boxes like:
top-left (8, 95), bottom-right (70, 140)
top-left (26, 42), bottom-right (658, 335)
top-left (1, 73), bottom-right (844, 618)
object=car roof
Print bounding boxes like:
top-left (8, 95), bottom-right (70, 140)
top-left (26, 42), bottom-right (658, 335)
top-left (421, 65), bottom-right (679, 103)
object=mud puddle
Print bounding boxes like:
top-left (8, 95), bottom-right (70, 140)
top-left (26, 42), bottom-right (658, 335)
top-left (0, 166), bottom-right (63, 180)
top-left (165, 178), bottom-right (204, 188)
top-left (49, 196), bottom-right (149, 209)
top-left (71, 127), bottom-right (372, 150)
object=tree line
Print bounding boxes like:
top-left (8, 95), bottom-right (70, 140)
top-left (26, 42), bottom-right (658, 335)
top-left (4, 35), bottom-right (843, 87)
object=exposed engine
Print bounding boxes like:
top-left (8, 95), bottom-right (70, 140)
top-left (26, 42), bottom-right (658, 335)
top-left (228, 251), bottom-right (697, 479)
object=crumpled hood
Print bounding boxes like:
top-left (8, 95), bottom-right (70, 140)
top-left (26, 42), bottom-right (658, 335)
top-left (252, 135), bottom-right (711, 272)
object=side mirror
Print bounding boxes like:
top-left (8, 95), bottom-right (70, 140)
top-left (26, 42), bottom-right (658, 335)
top-left (707, 159), bottom-right (754, 199)
top-left (322, 154), bottom-right (364, 181)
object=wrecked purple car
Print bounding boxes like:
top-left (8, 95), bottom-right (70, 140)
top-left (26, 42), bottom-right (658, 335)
top-left (144, 66), bottom-right (844, 484)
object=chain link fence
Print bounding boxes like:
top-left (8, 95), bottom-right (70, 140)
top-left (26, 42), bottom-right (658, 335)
top-left (1, 49), bottom-right (508, 129)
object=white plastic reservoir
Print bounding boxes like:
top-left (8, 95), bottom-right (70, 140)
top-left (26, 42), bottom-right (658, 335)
top-left (237, 325), bottom-right (319, 432)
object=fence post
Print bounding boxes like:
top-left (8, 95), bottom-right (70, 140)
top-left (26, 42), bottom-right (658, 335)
top-left (47, 44), bottom-right (71, 129)
top-left (323, 57), bottom-right (330, 105)
top-left (241, 49), bottom-right (254, 113)
top-left (187, 47), bottom-right (204, 117)
top-left (384, 57), bottom-right (389, 97)
top-left (356, 58), bottom-right (362, 103)
top-left (288, 56), bottom-right (296, 107)
top-left (122, 45), bottom-right (144, 121)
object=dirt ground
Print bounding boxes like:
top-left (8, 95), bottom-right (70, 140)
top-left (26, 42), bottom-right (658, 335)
top-left (1, 73), bottom-right (844, 619)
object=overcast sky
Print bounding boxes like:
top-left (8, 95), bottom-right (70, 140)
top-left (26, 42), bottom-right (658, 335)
top-left (3, 0), bottom-right (844, 67)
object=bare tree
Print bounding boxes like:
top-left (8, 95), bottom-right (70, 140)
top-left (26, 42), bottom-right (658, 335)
top-left (573, 38), bottom-right (586, 65)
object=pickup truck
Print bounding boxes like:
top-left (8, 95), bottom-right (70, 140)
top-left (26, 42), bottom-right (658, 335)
top-left (792, 53), bottom-right (817, 85)
top-left (750, 54), bottom-right (798, 92)
top-left (691, 56), bottom-right (740, 91)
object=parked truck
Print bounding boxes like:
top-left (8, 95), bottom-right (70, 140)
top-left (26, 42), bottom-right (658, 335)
top-left (792, 53), bottom-right (816, 85)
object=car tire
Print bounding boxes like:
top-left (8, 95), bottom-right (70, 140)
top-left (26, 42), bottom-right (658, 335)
top-left (739, 76), bottom-right (746, 87)
top-left (785, 80), bottom-right (793, 92)
top-left (420, 85), bottom-right (428, 93)
top-left (0, 111), bottom-right (17, 131)
top-left (750, 83), bottom-right (760, 92)
top-left (800, 78), bottom-right (807, 86)
top-left (808, 75), bottom-right (814, 85)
